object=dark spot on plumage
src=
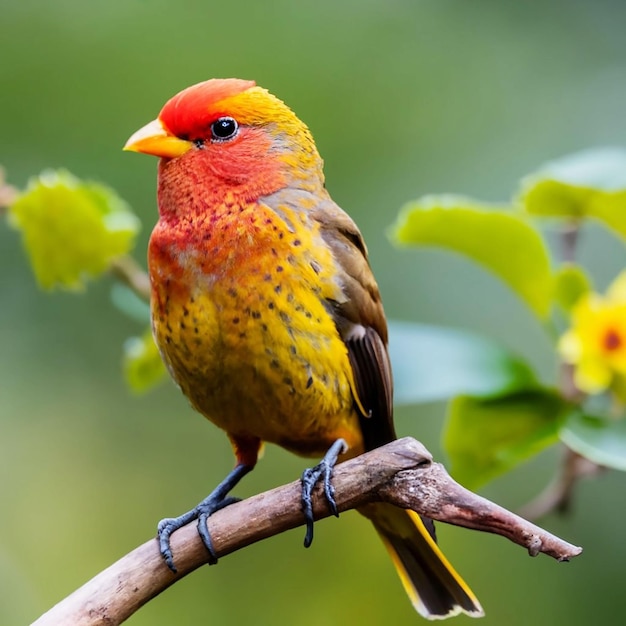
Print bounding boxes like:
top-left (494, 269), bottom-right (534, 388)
top-left (165, 336), bottom-right (172, 344)
top-left (278, 232), bottom-right (284, 239)
top-left (166, 323), bottom-right (173, 333)
top-left (279, 311), bottom-right (291, 323)
top-left (194, 338), bottom-right (203, 346)
top-left (271, 248), bottom-right (278, 256)
top-left (264, 273), bottom-right (272, 281)
top-left (265, 217), bottom-right (272, 225)
top-left (306, 376), bottom-right (313, 389)
top-left (271, 359), bottom-right (280, 370)
top-left (239, 332), bottom-right (246, 339)
top-left (305, 312), bottom-right (312, 319)
top-left (180, 321), bottom-right (186, 330)
top-left (283, 376), bottom-right (293, 386)
top-left (274, 285), bottom-right (282, 294)
top-left (194, 327), bottom-right (199, 334)
top-left (228, 288), bottom-right (237, 298)
top-left (232, 317), bottom-right (240, 324)
top-left (293, 239), bottom-right (301, 247)
top-left (268, 301), bottom-right (275, 309)
top-left (290, 345), bottom-right (297, 355)
top-left (310, 261), bottom-right (321, 274)
top-left (295, 304), bottom-right (304, 312)
top-left (189, 296), bottom-right (195, 303)
top-left (261, 323), bottom-right (268, 331)
top-left (286, 293), bottom-right (294, 303)
top-left (182, 306), bottom-right (189, 317)
top-left (251, 310), bottom-right (261, 319)
top-left (276, 265), bottom-right (284, 272)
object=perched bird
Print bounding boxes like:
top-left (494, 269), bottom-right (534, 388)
top-left (124, 78), bottom-right (483, 620)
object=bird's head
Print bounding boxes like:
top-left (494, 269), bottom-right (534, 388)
top-left (124, 79), bottom-right (324, 207)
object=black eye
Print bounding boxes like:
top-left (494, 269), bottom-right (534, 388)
top-left (211, 117), bottom-right (238, 141)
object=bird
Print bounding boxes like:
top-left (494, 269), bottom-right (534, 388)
top-left (124, 78), bottom-right (483, 620)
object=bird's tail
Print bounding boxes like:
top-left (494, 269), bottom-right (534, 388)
top-left (360, 503), bottom-right (484, 620)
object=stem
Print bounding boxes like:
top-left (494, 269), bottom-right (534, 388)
top-left (109, 255), bottom-right (151, 303)
top-left (0, 166), bottom-right (19, 212)
top-left (559, 221), bottom-right (580, 264)
top-left (522, 220), bottom-right (601, 520)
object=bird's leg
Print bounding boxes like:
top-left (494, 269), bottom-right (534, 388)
top-left (301, 438), bottom-right (348, 548)
top-left (158, 462), bottom-right (253, 572)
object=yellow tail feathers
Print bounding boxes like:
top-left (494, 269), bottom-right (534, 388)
top-left (360, 503), bottom-right (484, 620)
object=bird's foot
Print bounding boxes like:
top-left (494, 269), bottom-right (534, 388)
top-left (158, 463), bottom-right (252, 572)
top-left (301, 438), bottom-right (348, 548)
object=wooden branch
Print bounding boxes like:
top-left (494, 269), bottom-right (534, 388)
top-left (32, 438), bottom-right (582, 626)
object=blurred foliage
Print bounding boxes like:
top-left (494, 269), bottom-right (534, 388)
top-left (391, 196), bottom-right (553, 317)
top-left (390, 148), bottom-right (626, 486)
top-left (3, 1), bottom-right (626, 625)
top-left (8, 170), bottom-right (139, 290)
top-left (444, 390), bottom-right (568, 489)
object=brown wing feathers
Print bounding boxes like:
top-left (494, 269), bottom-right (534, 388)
top-left (314, 201), bottom-right (395, 451)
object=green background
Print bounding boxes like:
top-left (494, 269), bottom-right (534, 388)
top-left (2, 1), bottom-right (626, 624)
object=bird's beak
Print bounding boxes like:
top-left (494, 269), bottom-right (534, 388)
top-left (123, 119), bottom-right (193, 159)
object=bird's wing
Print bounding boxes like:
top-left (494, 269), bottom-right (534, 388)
top-left (311, 200), bottom-right (396, 450)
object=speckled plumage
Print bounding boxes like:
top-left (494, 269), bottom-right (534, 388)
top-left (127, 78), bottom-right (482, 619)
top-left (149, 183), bottom-right (362, 457)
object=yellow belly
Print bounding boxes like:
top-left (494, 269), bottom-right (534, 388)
top-left (150, 211), bottom-right (363, 457)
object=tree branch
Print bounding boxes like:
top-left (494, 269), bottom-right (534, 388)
top-left (32, 438), bottom-right (582, 626)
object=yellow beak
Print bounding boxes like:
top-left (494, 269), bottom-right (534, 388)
top-left (123, 119), bottom-right (193, 159)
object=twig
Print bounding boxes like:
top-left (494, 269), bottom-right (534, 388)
top-left (0, 166), bottom-right (19, 211)
top-left (520, 221), bottom-right (604, 520)
top-left (31, 438), bottom-right (581, 626)
top-left (109, 255), bottom-right (151, 303)
top-left (559, 221), bottom-right (580, 264)
top-left (518, 445), bottom-right (604, 520)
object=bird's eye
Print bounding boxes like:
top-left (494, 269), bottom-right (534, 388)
top-left (210, 117), bottom-right (238, 141)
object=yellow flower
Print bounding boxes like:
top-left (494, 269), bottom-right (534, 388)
top-left (559, 270), bottom-right (626, 395)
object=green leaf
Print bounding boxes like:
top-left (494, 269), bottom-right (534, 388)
top-left (519, 148), bottom-right (626, 240)
top-left (123, 329), bottom-right (167, 393)
top-left (389, 321), bottom-right (538, 405)
top-left (444, 390), bottom-right (568, 489)
top-left (560, 412), bottom-right (626, 471)
top-left (7, 169), bottom-right (140, 290)
top-left (390, 195), bottom-right (553, 318)
top-left (552, 264), bottom-right (592, 312)
top-left (589, 191), bottom-right (626, 240)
